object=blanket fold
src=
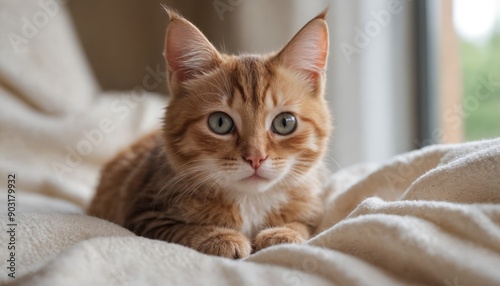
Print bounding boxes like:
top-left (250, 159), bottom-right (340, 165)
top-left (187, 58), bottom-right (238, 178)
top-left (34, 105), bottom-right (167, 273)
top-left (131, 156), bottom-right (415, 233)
top-left (0, 1), bottom-right (499, 285)
top-left (1, 139), bottom-right (499, 285)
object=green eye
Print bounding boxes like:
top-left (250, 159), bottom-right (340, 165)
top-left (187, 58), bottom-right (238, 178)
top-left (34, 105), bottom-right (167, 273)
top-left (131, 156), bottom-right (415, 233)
top-left (272, 112), bottom-right (297, 135)
top-left (208, 112), bottom-right (234, 135)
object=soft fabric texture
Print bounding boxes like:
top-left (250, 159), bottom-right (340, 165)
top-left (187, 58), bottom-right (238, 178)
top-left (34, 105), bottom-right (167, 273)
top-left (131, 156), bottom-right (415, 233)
top-left (1, 1), bottom-right (499, 286)
top-left (0, 0), bottom-right (166, 211)
top-left (1, 140), bottom-right (500, 285)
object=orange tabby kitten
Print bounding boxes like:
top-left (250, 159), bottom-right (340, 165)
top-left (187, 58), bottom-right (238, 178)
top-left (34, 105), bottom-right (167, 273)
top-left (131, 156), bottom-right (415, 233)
top-left (88, 9), bottom-right (332, 258)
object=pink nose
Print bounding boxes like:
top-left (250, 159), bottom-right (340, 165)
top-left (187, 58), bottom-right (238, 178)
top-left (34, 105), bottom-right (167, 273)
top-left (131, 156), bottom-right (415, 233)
top-left (243, 153), bottom-right (268, 170)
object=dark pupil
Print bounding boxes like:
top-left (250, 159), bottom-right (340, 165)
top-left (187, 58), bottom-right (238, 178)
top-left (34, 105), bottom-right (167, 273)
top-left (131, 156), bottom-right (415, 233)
top-left (281, 117), bottom-right (287, 128)
top-left (218, 117), bottom-right (223, 127)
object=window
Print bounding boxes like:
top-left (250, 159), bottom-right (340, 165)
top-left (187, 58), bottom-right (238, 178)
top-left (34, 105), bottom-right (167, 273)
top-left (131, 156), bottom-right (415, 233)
top-left (454, 0), bottom-right (500, 141)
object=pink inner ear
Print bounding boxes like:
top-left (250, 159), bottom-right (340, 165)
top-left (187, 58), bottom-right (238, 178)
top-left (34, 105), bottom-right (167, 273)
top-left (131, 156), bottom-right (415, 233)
top-left (304, 28), bottom-right (328, 80)
top-left (165, 31), bottom-right (184, 81)
top-left (165, 21), bottom-right (195, 82)
top-left (311, 32), bottom-right (328, 80)
top-left (281, 19), bottom-right (329, 81)
top-left (164, 19), bottom-right (219, 83)
top-left (314, 28), bottom-right (329, 70)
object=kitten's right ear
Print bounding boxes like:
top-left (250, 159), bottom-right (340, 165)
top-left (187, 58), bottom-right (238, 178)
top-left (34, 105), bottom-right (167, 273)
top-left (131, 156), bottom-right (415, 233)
top-left (164, 8), bottom-right (221, 85)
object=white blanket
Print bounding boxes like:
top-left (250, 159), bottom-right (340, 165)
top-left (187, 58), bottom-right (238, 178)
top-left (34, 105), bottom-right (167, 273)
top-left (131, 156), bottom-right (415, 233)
top-left (1, 139), bottom-right (500, 285)
top-left (1, 1), bottom-right (500, 286)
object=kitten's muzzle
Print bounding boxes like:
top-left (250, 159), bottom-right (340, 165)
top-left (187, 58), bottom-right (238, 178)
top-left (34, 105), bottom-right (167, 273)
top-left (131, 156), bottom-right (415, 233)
top-left (242, 153), bottom-right (268, 170)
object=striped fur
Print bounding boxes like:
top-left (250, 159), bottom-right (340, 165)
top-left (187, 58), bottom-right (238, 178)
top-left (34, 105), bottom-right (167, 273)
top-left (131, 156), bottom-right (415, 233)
top-left (88, 9), bottom-right (332, 259)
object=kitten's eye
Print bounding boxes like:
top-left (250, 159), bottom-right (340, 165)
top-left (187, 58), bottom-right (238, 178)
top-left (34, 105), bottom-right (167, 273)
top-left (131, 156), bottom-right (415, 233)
top-left (272, 112), bottom-right (297, 135)
top-left (208, 112), bottom-right (234, 135)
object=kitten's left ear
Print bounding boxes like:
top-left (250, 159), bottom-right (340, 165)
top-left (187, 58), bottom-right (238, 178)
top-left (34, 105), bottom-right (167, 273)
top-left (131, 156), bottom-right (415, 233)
top-left (276, 10), bottom-right (329, 82)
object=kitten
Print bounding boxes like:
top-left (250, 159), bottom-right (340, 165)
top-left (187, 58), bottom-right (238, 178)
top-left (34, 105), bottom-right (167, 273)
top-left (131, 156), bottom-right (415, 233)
top-left (88, 8), bottom-right (332, 259)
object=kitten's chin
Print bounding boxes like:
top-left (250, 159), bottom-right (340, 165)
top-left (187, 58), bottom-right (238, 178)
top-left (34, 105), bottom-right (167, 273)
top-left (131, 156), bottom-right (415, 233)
top-left (227, 176), bottom-right (276, 194)
top-left (241, 173), bottom-right (268, 183)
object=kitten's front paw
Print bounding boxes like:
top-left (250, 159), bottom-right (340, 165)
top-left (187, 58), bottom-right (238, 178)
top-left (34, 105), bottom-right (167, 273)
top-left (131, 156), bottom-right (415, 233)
top-left (253, 227), bottom-right (306, 252)
top-left (196, 228), bottom-right (251, 259)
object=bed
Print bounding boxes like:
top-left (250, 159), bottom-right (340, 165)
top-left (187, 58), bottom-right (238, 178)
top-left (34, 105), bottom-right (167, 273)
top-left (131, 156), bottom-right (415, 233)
top-left (1, 2), bottom-right (499, 285)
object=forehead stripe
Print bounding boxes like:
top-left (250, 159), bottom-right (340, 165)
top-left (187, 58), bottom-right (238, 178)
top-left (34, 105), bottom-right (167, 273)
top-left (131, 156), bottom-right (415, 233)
top-left (232, 69), bottom-right (247, 103)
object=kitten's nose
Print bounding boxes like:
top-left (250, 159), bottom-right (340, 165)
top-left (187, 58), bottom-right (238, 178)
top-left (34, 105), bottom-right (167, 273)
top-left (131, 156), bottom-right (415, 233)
top-left (243, 152), bottom-right (268, 170)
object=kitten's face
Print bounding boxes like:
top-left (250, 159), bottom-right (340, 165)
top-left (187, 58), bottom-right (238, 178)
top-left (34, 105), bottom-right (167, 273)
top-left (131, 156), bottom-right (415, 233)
top-left (163, 11), bottom-right (331, 193)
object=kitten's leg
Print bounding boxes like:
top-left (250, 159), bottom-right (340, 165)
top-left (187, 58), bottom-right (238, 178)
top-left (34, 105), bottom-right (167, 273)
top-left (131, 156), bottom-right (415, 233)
top-left (129, 219), bottom-right (251, 259)
top-left (253, 222), bottom-right (310, 252)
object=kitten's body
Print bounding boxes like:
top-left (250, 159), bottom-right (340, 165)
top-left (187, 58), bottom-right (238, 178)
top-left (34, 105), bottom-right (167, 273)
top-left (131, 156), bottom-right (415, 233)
top-left (88, 9), bottom-right (332, 258)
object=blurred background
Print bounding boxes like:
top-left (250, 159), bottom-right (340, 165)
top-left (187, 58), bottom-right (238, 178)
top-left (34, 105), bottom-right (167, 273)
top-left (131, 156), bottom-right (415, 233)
top-left (65, 0), bottom-right (500, 169)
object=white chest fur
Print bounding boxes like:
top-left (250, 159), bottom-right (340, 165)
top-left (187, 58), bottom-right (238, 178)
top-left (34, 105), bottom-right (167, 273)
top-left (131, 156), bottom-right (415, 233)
top-left (234, 191), bottom-right (289, 238)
